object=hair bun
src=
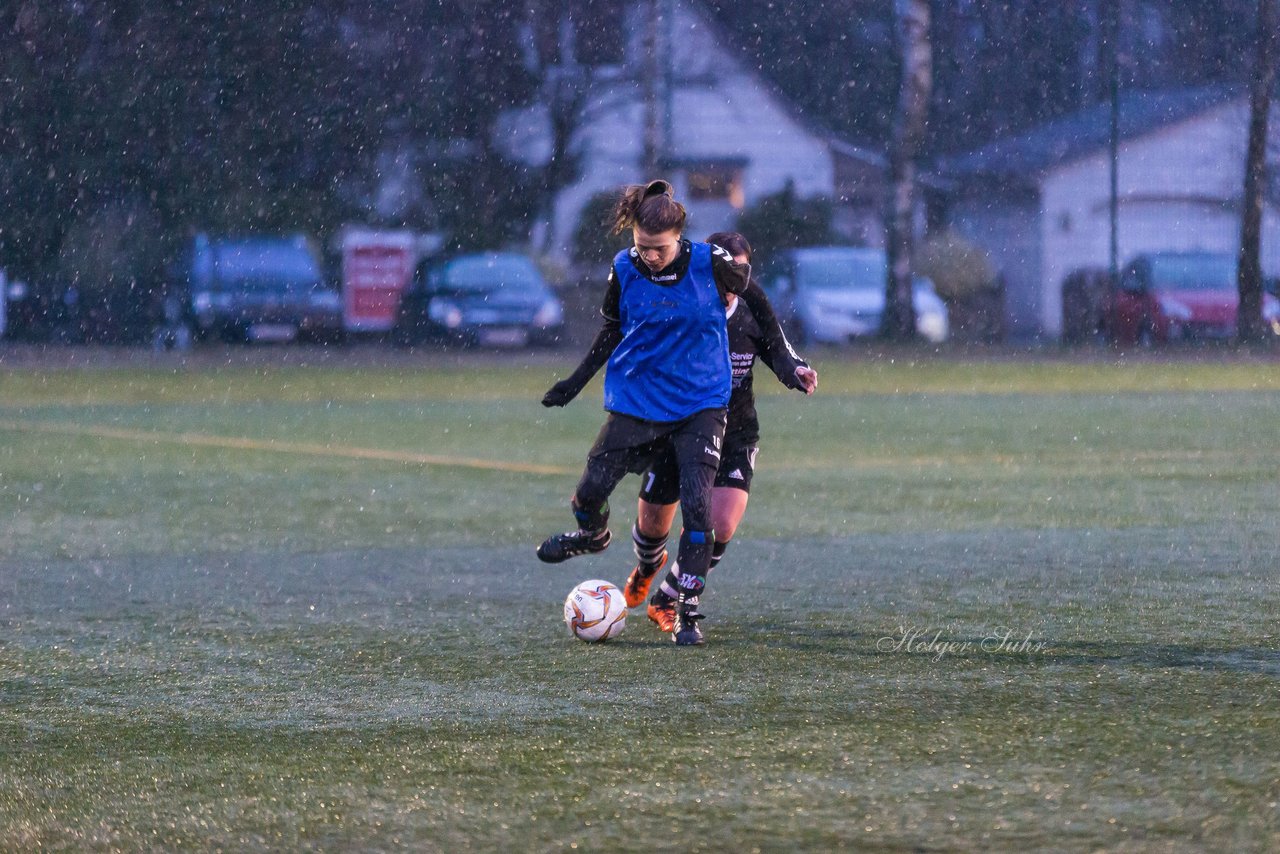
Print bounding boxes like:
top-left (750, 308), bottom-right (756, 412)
top-left (643, 179), bottom-right (673, 198)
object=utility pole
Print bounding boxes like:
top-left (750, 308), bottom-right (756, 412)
top-left (663, 0), bottom-right (675, 157)
top-left (1105, 0), bottom-right (1120, 287)
top-left (641, 0), bottom-right (664, 177)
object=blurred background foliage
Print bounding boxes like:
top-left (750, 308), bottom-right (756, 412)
top-left (0, 0), bottom-right (1260, 285)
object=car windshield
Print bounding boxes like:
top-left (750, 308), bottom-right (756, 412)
top-left (442, 255), bottom-right (544, 293)
top-left (213, 242), bottom-right (322, 291)
top-left (1148, 254), bottom-right (1236, 291)
top-left (795, 252), bottom-right (885, 291)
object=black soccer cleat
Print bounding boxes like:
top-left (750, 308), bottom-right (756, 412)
top-left (536, 528), bottom-right (612, 563)
top-left (672, 598), bottom-right (705, 646)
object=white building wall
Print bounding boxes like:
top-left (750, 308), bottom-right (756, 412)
top-left (549, 0), bottom-right (834, 259)
top-left (951, 193), bottom-right (1043, 337)
top-left (1039, 99), bottom-right (1280, 336)
top-left (552, 88), bottom-right (648, 260)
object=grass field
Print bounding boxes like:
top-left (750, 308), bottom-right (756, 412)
top-left (1, 346), bottom-right (1278, 852)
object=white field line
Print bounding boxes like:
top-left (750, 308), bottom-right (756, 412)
top-left (0, 417), bottom-right (574, 476)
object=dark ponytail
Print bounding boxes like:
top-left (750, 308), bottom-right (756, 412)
top-left (610, 179), bottom-right (687, 235)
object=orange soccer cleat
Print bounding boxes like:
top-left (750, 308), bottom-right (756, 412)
top-left (623, 551), bottom-right (667, 607)
top-left (646, 599), bottom-right (677, 633)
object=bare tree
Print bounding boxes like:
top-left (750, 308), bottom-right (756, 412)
top-left (881, 0), bottom-right (931, 341)
top-left (1238, 0), bottom-right (1277, 344)
top-left (520, 3), bottom-right (592, 253)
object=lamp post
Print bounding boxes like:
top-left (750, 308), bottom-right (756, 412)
top-left (1107, 0), bottom-right (1120, 286)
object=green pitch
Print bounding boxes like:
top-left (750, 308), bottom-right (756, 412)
top-left (1, 350), bottom-right (1278, 851)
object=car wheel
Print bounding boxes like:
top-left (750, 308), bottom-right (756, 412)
top-left (307, 328), bottom-right (348, 347)
top-left (51, 322), bottom-right (78, 345)
top-left (153, 321), bottom-right (194, 352)
top-left (1137, 320), bottom-right (1156, 348)
top-left (390, 322), bottom-right (417, 348)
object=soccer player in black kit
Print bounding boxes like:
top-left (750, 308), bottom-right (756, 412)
top-left (542, 231), bottom-right (816, 636)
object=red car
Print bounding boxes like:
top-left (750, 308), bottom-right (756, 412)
top-left (1106, 251), bottom-right (1280, 345)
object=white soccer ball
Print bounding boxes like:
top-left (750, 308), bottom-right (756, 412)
top-left (563, 579), bottom-right (627, 643)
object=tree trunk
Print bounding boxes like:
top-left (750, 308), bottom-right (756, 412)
top-left (1238, 0), bottom-right (1276, 345)
top-left (881, 0), bottom-right (932, 341)
top-left (531, 9), bottom-right (588, 254)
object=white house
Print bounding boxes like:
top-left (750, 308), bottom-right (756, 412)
top-left (500, 0), bottom-right (886, 261)
top-left (936, 86), bottom-right (1280, 339)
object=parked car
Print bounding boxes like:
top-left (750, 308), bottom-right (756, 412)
top-left (166, 234), bottom-right (344, 345)
top-left (761, 247), bottom-right (949, 344)
top-left (1105, 251), bottom-right (1280, 345)
top-left (392, 251), bottom-right (564, 347)
top-left (2, 276), bottom-right (170, 346)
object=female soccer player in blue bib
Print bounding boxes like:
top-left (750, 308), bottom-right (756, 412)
top-left (543, 231), bottom-right (816, 635)
top-left (537, 180), bottom-right (748, 645)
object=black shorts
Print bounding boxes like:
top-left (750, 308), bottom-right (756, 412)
top-left (574, 407), bottom-right (727, 527)
top-left (585, 408), bottom-right (726, 475)
top-left (639, 434), bottom-right (759, 505)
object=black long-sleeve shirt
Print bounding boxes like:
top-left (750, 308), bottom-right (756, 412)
top-left (722, 280), bottom-right (810, 444)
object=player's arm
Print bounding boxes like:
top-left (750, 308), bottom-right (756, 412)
top-left (741, 279), bottom-right (817, 395)
top-left (541, 270), bottom-right (623, 407)
top-left (710, 243), bottom-right (751, 302)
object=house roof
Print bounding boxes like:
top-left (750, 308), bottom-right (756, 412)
top-left (828, 138), bottom-right (888, 169)
top-left (937, 85), bottom-right (1240, 180)
top-left (670, 0), bottom-right (886, 172)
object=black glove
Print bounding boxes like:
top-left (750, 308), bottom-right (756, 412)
top-left (541, 379), bottom-right (579, 407)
